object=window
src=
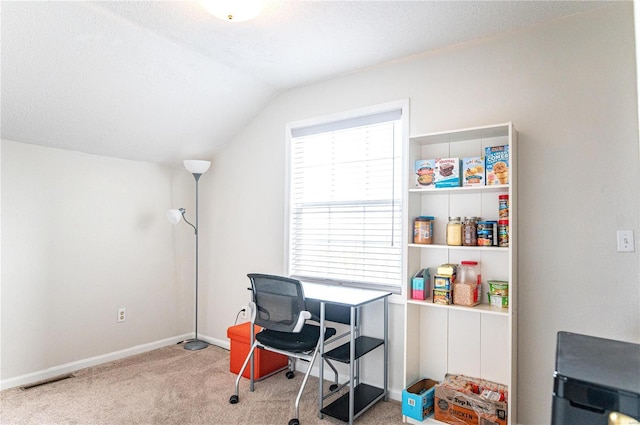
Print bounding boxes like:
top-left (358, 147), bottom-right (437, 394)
top-left (286, 101), bottom-right (407, 292)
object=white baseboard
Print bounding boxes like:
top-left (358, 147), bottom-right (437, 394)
top-left (201, 334), bottom-right (230, 350)
top-left (1, 333), bottom-right (192, 391)
top-left (1, 333), bottom-right (402, 404)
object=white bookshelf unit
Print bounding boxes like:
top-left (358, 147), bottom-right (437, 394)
top-left (403, 123), bottom-right (517, 424)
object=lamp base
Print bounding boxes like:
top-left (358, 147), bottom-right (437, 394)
top-left (183, 339), bottom-right (209, 351)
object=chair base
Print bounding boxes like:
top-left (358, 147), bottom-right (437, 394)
top-left (183, 339), bottom-right (209, 351)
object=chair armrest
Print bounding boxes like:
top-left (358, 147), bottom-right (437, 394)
top-left (292, 311), bottom-right (311, 333)
top-left (248, 301), bottom-right (257, 322)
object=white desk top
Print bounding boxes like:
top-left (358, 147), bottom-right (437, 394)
top-left (301, 281), bottom-right (391, 307)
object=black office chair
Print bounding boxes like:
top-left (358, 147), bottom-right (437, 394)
top-left (229, 274), bottom-right (337, 425)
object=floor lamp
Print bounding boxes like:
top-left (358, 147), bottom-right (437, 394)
top-left (167, 159), bottom-right (211, 351)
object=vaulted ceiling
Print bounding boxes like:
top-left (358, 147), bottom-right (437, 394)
top-left (1, 1), bottom-right (609, 165)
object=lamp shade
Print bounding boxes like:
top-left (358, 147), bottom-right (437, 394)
top-left (183, 160), bottom-right (211, 174)
top-left (166, 208), bottom-right (185, 224)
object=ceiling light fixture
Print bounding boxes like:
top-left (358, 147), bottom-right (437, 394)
top-left (200, 0), bottom-right (265, 23)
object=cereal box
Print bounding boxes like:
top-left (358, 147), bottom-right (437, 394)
top-left (485, 145), bottom-right (509, 186)
top-left (415, 160), bottom-right (435, 188)
top-left (462, 157), bottom-right (484, 187)
top-left (434, 158), bottom-right (460, 188)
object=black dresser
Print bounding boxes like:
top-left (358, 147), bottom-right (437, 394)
top-left (552, 331), bottom-right (640, 425)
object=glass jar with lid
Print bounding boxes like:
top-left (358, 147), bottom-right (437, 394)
top-left (446, 217), bottom-right (462, 246)
top-left (462, 217), bottom-right (479, 246)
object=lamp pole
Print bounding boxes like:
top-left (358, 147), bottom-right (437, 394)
top-left (167, 160), bottom-right (210, 350)
top-left (184, 170), bottom-right (208, 351)
top-left (174, 160), bottom-right (211, 351)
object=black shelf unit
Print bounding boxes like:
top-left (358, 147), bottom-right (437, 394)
top-left (321, 336), bottom-right (385, 422)
top-left (323, 336), bottom-right (383, 363)
top-left (321, 383), bottom-right (385, 422)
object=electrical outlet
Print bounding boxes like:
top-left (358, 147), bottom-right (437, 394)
top-left (239, 306), bottom-right (248, 320)
top-left (117, 307), bottom-right (126, 323)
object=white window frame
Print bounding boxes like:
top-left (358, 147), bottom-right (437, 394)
top-left (284, 99), bottom-right (409, 293)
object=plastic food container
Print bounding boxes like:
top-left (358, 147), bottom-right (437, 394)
top-left (414, 216), bottom-right (434, 244)
top-left (488, 280), bottom-right (509, 296)
top-left (488, 294), bottom-right (509, 308)
top-left (453, 283), bottom-right (480, 306)
top-left (459, 261), bottom-right (481, 285)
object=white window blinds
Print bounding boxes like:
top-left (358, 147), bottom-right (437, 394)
top-left (288, 108), bottom-right (403, 291)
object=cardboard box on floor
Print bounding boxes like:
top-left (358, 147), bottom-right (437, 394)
top-left (402, 378), bottom-right (438, 421)
top-left (434, 378), bottom-right (508, 425)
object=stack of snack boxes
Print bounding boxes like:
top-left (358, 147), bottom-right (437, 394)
top-left (434, 374), bottom-right (508, 425)
top-left (414, 145), bottom-right (509, 189)
top-left (433, 264), bottom-right (456, 305)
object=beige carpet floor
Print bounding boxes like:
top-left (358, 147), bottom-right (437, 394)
top-left (0, 343), bottom-right (403, 425)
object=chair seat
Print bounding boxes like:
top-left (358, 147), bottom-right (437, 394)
top-left (231, 274), bottom-right (344, 423)
top-left (256, 323), bottom-right (337, 353)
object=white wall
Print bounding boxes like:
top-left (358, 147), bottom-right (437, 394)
top-left (1, 4), bottom-right (637, 423)
top-left (0, 140), bottom-right (194, 387)
top-left (636, 0), bottom-right (640, 197)
top-left (202, 4), bottom-right (639, 424)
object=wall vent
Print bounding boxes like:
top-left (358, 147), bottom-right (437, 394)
top-left (20, 373), bottom-right (75, 390)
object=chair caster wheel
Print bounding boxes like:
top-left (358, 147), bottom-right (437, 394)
top-left (286, 371), bottom-right (295, 379)
top-left (288, 419), bottom-right (300, 425)
top-left (329, 384), bottom-right (338, 391)
top-left (229, 395), bottom-right (239, 404)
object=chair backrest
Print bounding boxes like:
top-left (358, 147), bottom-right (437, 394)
top-left (247, 274), bottom-right (307, 333)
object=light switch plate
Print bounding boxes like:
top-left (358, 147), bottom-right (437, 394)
top-left (616, 230), bottom-right (635, 252)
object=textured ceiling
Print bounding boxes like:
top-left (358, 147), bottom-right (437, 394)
top-left (1, 1), bottom-right (609, 165)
